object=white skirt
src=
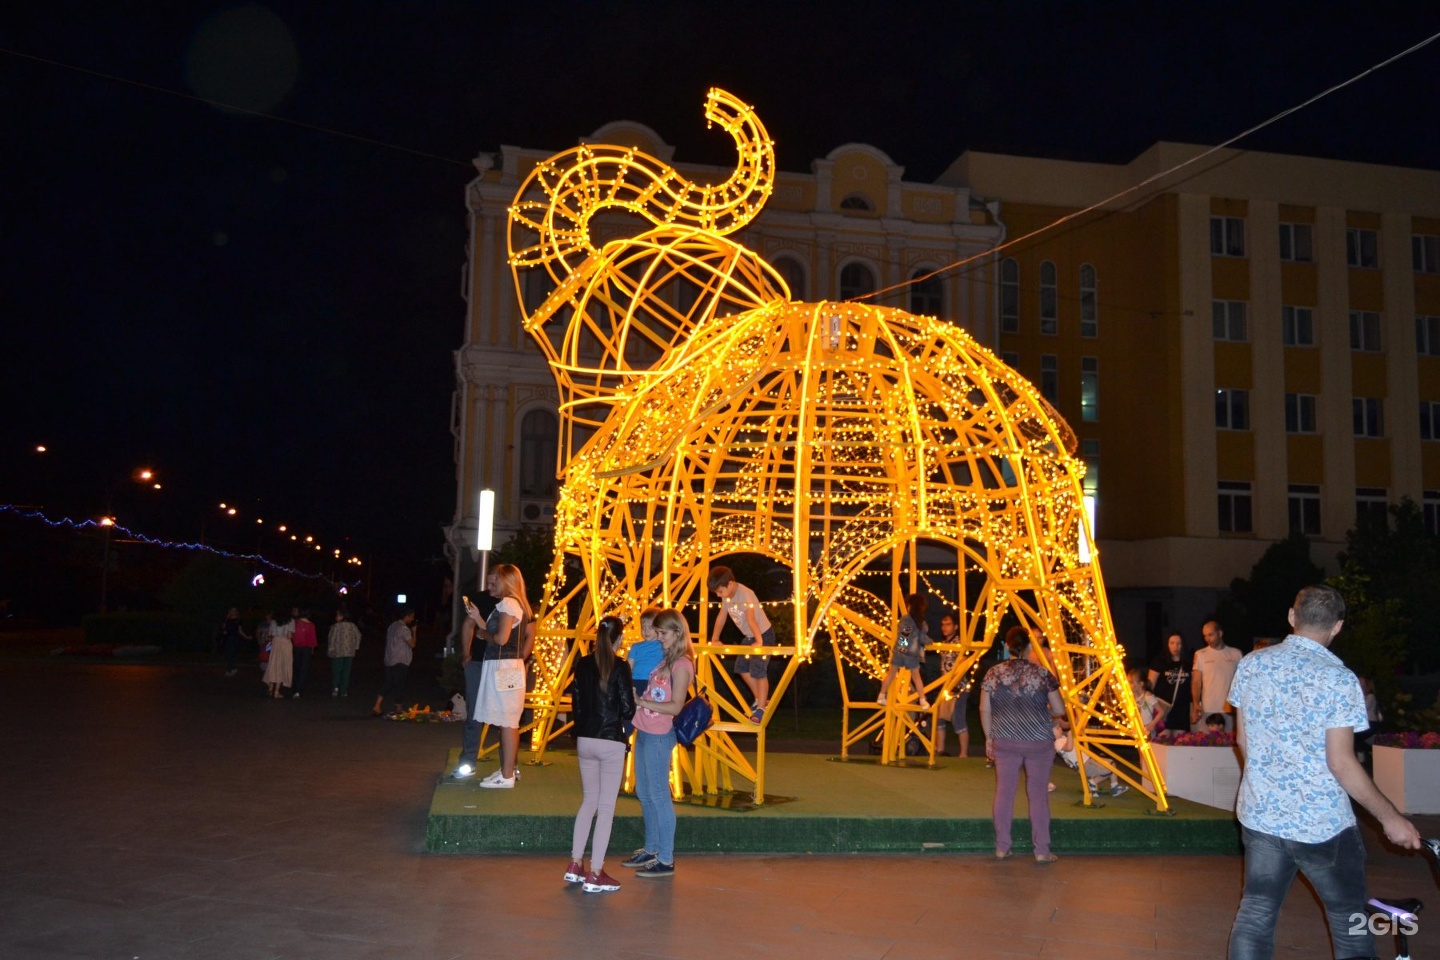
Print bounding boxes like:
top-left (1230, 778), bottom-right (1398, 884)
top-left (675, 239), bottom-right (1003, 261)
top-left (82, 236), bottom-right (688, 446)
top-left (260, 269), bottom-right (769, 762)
top-left (476, 659), bottom-right (524, 727)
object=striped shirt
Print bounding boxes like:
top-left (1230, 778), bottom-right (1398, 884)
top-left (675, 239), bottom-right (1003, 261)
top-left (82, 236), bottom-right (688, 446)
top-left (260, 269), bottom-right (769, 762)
top-left (982, 658), bottom-right (1059, 741)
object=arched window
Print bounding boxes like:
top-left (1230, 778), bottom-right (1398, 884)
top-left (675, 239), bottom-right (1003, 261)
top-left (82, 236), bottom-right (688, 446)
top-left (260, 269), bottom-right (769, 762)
top-left (522, 267), bottom-right (548, 314)
top-left (839, 193), bottom-right (873, 212)
top-left (1079, 264), bottom-right (1098, 337)
top-left (1039, 260), bottom-right (1057, 335)
top-left (838, 262), bottom-right (877, 300)
top-left (908, 269), bottom-right (943, 317)
top-left (1000, 258), bottom-right (1019, 333)
top-left (774, 255), bottom-right (806, 301)
top-left (519, 409), bottom-right (559, 498)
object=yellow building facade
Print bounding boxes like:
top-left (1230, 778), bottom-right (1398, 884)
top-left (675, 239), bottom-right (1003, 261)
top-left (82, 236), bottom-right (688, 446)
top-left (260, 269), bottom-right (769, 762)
top-left (943, 144), bottom-right (1440, 642)
top-left (449, 125), bottom-right (1439, 651)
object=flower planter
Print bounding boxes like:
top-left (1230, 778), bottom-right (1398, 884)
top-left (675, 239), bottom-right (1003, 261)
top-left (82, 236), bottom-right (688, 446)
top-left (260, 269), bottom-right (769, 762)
top-left (1143, 742), bottom-right (1242, 811)
top-left (1372, 745), bottom-right (1440, 815)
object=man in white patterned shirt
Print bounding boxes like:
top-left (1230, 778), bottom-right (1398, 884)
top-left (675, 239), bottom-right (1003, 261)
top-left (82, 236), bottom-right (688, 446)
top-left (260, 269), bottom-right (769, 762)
top-left (1227, 584), bottom-right (1420, 960)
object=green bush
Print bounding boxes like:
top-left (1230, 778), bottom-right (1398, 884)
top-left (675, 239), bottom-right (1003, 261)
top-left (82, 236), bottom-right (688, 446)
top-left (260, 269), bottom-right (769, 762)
top-left (82, 611), bottom-right (202, 651)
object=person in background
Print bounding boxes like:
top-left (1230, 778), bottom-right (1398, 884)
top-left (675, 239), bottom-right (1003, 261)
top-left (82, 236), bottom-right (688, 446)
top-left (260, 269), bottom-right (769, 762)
top-left (877, 592), bottom-right (930, 708)
top-left (264, 610), bottom-right (295, 700)
top-left (565, 615), bottom-right (636, 894)
top-left (706, 566), bottom-right (773, 723)
top-left (628, 607), bottom-right (665, 699)
top-left (981, 625), bottom-right (1065, 863)
top-left (326, 607), bottom-right (361, 698)
top-left (934, 612), bottom-right (971, 758)
top-left (1227, 584), bottom-right (1420, 959)
top-left (470, 564), bottom-right (533, 788)
top-left (1191, 619), bottom-right (1241, 731)
top-left (1127, 666), bottom-right (1165, 737)
top-left (622, 608), bottom-right (694, 879)
top-left (218, 607), bottom-right (249, 677)
top-left (373, 610), bottom-right (415, 717)
top-left (290, 607), bottom-right (317, 699)
top-left (1147, 631), bottom-right (1191, 733)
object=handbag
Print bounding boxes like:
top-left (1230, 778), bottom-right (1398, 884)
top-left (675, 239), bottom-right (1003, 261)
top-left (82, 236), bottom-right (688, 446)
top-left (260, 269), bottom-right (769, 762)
top-left (672, 690), bottom-right (713, 747)
top-left (495, 658), bottom-right (525, 693)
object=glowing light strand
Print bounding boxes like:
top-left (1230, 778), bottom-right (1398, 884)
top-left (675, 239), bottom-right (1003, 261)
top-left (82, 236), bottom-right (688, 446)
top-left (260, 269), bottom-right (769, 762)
top-left (0, 505), bottom-right (361, 589)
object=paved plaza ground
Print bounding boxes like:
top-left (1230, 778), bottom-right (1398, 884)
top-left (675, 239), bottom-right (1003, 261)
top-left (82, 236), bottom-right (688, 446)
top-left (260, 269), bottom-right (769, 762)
top-left (2, 656), bottom-right (1436, 959)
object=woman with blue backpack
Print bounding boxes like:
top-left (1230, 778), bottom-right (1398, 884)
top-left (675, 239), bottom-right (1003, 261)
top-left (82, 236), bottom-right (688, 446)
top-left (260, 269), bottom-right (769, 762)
top-left (620, 608), bottom-right (694, 880)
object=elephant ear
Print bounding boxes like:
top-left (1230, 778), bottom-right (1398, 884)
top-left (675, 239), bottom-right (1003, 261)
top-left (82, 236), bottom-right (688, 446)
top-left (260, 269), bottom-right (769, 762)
top-left (586, 303), bottom-right (786, 479)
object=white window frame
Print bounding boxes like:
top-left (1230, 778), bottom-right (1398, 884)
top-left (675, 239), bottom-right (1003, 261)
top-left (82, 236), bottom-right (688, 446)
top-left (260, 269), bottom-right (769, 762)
top-left (1213, 300), bottom-right (1248, 342)
top-left (1279, 222), bottom-right (1313, 262)
top-left (1282, 305), bottom-right (1315, 346)
top-left (1218, 481), bottom-right (1253, 533)
top-left (1355, 487), bottom-right (1389, 530)
top-left (1216, 388), bottom-right (1250, 430)
top-left (1346, 227), bottom-right (1379, 268)
top-left (773, 255), bottom-right (807, 301)
top-left (1416, 315), bottom-right (1440, 357)
top-left (838, 261), bottom-right (877, 300)
top-left (1412, 234), bottom-right (1439, 274)
top-left (1353, 397), bottom-right (1384, 438)
top-left (1039, 260), bottom-right (1057, 335)
top-left (1081, 438), bottom-right (1100, 498)
top-left (1079, 264), bottom-right (1098, 338)
top-left (1040, 354), bottom-right (1058, 403)
top-left (1350, 311), bottom-right (1382, 352)
top-left (999, 258), bottom-right (1019, 333)
top-left (1287, 483), bottom-right (1322, 537)
top-left (908, 268), bottom-right (943, 318)
top-left (1210, 216), bottom-right (1246, 257)
top-left (1285, 393), bottom-right (1318, 434)
top-left (1420, 400), bottom-right (1440, 441)
top-left (1080, 356), bottom-right (1098, 423)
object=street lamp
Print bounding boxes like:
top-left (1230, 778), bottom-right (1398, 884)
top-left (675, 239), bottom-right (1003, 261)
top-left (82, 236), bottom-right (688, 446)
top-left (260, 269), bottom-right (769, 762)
top-left (476, 488), bottom-right (495, 590)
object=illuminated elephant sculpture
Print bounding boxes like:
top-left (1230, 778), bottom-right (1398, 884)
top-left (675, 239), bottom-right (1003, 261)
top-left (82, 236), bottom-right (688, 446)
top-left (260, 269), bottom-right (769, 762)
top-left (506, 88), bottom-right (1166, 808)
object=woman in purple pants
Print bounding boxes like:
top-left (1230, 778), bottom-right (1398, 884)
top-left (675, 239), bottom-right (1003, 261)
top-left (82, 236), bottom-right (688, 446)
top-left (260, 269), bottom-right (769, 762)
top-left (980, 626), bottom-right (1066, 863)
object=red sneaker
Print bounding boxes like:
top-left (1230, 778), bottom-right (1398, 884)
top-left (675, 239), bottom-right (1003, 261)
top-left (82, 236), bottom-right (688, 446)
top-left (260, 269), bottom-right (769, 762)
top-left (582, 870), bottom-right (621, 893)
top-left (563, 860), bottom-right (585, 883)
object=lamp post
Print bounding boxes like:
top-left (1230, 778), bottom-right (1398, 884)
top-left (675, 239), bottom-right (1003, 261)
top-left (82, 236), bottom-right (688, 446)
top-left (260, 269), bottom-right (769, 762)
top-left (98, 516), bottom-right (115, 613)
top-left (97, 466), bottom-right (160, 613)
top-left (476, 488), bottom-right (495, 590)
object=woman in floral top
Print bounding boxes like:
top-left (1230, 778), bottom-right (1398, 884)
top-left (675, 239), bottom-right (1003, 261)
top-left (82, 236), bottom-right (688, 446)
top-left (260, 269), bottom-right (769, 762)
top-left (980, 625), bottom-right (1065, 863)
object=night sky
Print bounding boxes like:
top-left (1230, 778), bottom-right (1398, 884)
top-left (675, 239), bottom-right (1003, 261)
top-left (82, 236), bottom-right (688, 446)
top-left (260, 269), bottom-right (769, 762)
top-left (3, 2), bottom-right (1438, 592)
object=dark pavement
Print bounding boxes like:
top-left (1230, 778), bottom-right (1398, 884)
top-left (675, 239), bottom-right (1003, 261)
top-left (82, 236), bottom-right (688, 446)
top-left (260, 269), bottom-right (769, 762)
top-left (2, 657), bottom-right (1436, 959)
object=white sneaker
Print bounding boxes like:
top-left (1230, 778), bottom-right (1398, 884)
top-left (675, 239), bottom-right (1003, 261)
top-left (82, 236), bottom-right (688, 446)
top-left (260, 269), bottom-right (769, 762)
top-left (452, 764), bottom-right (475, 780)
top-left (479, 774), bottom-right (515, 789)
top-left (876, 693), bottom-right (887, 706)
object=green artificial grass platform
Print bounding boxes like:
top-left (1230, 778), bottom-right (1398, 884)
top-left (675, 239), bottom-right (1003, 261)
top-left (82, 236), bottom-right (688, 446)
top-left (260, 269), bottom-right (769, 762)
top-left (426, 747), bottom-right (1241, 856)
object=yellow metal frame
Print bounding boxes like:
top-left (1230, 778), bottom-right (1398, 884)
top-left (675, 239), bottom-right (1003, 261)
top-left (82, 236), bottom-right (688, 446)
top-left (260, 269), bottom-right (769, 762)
top-left (505, 88), bottom-right (1168, 811)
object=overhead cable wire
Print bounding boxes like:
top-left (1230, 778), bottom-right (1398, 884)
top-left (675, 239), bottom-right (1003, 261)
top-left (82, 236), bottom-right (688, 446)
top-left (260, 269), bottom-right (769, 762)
top-left (854, 28), bottom-right (1440, 305)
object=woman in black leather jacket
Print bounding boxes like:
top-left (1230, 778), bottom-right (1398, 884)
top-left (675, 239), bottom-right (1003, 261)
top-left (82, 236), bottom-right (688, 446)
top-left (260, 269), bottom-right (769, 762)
top-left (565, 616), bottom-right (636, 893)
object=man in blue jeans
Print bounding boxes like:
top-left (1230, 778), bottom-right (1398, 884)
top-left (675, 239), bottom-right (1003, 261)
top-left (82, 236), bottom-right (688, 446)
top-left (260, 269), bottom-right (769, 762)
top-left (1227, 584), bottom-right (1420, 959)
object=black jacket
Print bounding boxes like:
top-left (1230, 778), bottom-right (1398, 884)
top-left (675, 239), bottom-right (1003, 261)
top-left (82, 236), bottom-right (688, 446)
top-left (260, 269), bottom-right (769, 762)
top-left (570, 654), bottom-right (636, 744)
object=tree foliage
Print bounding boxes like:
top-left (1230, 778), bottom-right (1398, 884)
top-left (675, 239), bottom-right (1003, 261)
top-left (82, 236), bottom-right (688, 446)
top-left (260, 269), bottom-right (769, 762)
top-left (491, 524), bottom-right (559, 606)
top-left (1337, 497), bottom-right (1440, 674)
top-left (1219, 532), bottom-right (1324, 646)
